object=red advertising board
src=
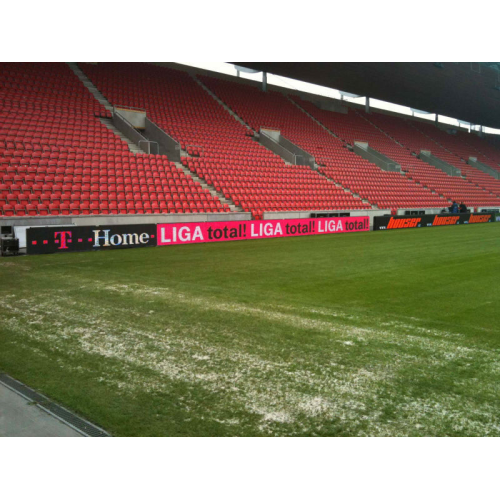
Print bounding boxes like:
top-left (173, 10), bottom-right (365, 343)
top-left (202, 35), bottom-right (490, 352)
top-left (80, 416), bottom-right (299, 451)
top-left (157, 216), bottom-right (369, 246)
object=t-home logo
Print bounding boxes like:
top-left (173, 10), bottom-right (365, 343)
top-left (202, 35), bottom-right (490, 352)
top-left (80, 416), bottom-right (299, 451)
top-left (54, 230), bottom-right (73, 249)
top-left (93, 229), bottom-right (151, 247)
top-left (28, 224), bottom-right (157, 254)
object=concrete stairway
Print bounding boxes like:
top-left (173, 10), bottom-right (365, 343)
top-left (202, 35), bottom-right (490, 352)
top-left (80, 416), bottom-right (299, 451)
top-left (356, 110), bottom-right (407, 148)
top-left (67, 62), bottom-right (113, 112)
top-left (193, 76), bottom-right (255, 133)
top-left (288, 96), bottom-right (343, 142)
top-left (99, 118), bottom-right (145, 154)
top-left (287, 97), bottom-right (377, 207)
top-left (174, 162), bottom-right (244, 213)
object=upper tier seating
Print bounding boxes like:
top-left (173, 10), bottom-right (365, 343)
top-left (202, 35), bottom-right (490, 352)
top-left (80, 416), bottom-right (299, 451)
top-left (477, 135), bottom-right (500, 167)
top-left (198, 75), bottom-right (446, 210)
top-left (80, 63), bottom-right (368, 218)
top-left (289, 98), bottom-right (447, 209)
top-left (409, 121), bottom-right (500, 197)
top-left (357, 112), bottom-right (500, 207)
top-left (0, 62), bottom-right (227, 216)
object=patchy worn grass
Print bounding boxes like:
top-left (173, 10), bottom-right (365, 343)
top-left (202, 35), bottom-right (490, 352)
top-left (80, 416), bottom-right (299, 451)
top-left (0, 223), bottom-right (499, 436)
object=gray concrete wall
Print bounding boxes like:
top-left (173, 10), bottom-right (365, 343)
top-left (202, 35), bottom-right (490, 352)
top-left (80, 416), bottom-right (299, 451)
top-left (278, 136), bottom-right (315, 168)
top-left (353, 142), bottom-right (401, 172)
top-left (112, 113), bottom-right (151, 153)
top-left (419, 150), bottom-right (461, 177)
top-left (145, 118), bottom-right (181, 162)
top-left (0, 212), bottom-right (251, 230)
top-left (468, 157), bottom-right (500, 179)
top-left (259, 131), bottom-right (296, 164)
top-left (259, 130), bottom-right (315, 167)
top-left (114, 107), bottom-right (146, 128)
top-left (260, 128), bottom-right (280, 141)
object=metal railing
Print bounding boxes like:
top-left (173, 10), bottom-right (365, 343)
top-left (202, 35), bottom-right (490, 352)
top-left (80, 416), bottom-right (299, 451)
top-left (112, 112), bottom-right (156, 155)
top-left (144, 118), bottom-right (181, 162)
top-left (259, 131), bottom-right (296, 164)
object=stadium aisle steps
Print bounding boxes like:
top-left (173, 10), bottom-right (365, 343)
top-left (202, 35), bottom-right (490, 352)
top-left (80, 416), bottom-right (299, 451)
top-left (79, 63), bottom-right (367, 219)
top-left (193, 76), bottom-right (254, 133)
top-left (194, 74), bottom-right (370, 213)
top-left (356, 110), bottom-right (500, 207)
top-left (408, 120), bottom-right (500, 198)
top-left (174, 159), bottom-right (243, 212)
top-left (67, 63), bottom-right (113, 112)
top-left (99, 118), bottom-right (145, 155)
top-left (0, 63), bottom-right (228, 217)
top-left (287, 96), bottom-right (446, 210)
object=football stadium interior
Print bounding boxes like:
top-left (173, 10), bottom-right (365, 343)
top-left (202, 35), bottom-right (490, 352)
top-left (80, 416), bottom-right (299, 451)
top-left (1, 62), bottom-right (500, 437)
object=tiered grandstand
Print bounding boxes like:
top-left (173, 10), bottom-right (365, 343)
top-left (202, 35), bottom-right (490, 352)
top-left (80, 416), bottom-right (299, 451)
top-left (357, 112), bottom-right (500, 207)
top-left (2, 62), bottom-right (500, 219)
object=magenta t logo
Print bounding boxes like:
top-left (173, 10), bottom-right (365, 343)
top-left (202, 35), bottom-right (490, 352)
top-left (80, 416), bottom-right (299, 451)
top-left (54, 231), bottom-right (72, 249)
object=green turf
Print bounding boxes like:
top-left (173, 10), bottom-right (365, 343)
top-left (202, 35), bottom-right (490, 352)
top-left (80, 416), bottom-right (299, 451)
top-left (1, 223), bottom-right (499, 436)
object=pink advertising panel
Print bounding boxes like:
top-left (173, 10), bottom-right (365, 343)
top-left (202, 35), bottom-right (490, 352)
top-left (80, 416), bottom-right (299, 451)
top-left (157, 217), bottom-right (369, 246)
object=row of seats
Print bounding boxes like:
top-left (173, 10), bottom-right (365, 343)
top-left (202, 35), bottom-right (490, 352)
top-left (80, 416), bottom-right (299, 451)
top-left (0, 63), bottom-right (228, 216)
top-left (199, 75), bottom-right (445, 210)
top-left (409, 120), bottom-right (500, 198)
top-left (345, 111), bottom-right (500, 207)
top-left (80, 63), bottom-right (369, 218)
top-left (3, 62), bottom-right (500, 219)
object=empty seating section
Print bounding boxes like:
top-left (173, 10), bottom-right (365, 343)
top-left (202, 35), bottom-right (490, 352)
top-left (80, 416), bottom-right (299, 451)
top-left (3, 62), bottom-right (500, 219)
top-left (359, 112), bottom-right (500, 207)
top-left (0, 62), bottom-right (227, 216)
top-left (198, 76), bottom-right (387, 210)
top-left (291, 98), bottom-right (446, 209)
top-left (409, 121), bottom-right (500, 198)
top-left (80, 63), bottom-right (367, 218)
top-left (476, 135), bottom-right (500, 167)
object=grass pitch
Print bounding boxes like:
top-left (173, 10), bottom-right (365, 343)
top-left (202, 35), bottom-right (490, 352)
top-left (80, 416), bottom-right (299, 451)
top-left (1, 223), bottom-right (499, 436)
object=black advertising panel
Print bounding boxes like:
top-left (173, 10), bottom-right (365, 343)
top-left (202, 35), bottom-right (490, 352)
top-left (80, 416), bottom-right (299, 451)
top-left (310, 212), bottom-right (351, 218)
top-left (26, 224), bottom-right (157, 254)
top-left (373, 213), bottom-right (495, 231)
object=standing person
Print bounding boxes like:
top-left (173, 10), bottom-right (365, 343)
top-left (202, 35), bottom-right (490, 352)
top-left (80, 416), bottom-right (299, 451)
top-left (451, 201), bottom-right (459, 213)
top-left (459, 201), bottom-right (468, 213)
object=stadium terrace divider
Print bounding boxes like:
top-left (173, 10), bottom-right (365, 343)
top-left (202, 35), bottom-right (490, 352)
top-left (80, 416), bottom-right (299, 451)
top-left (373, 213), bottom-right (495, 231)
top-left (25, 217), bottom-right (369, 254)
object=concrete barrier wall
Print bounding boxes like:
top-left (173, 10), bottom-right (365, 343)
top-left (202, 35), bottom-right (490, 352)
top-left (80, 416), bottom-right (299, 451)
top-left (112, 113), bottom-right (151, 153)
top-left (354, 142), bottom-right (401, 172)
top-left (260, 128), bottom-right (280, 141)
top-left (468, 158), bottom-right (500, 179)
top-left (144, 118), bottom-right (181, 162)
top-left (420, 150), bottom-right (461, 177)
top-left (279, 136), bottom-right (315, 168)
top-left (0, 212), bottom-right (252, 230)
top-left (114, 107), bottom-right (146, 128)
top-left (259, 131), bottom-right (296, 164)
top-left (259, 131), bottom-right (315, 167)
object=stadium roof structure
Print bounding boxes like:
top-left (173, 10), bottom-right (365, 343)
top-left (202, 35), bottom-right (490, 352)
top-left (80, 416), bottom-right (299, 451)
top-left (231, 63), bottom-right (500, 130)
